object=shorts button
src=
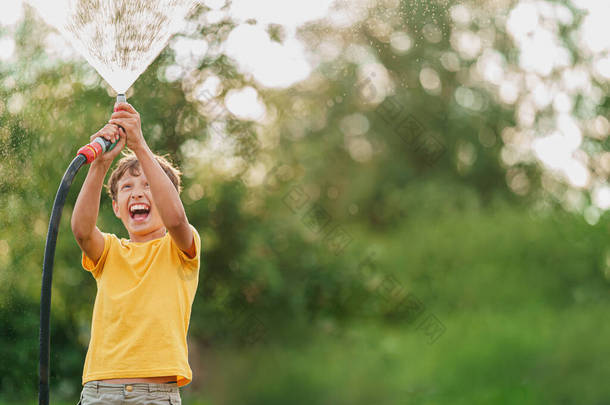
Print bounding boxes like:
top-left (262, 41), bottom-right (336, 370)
top-left (126, 385), bottom-right (133, 392)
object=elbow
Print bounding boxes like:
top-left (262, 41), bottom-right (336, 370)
top-left (71, 219), bottom-right (89, 244)
top-left (72, 229), bottom-right (87, 244)
top-left (165, 213), bottom-right (189, 232)
top-left (71, 218), bottom-right (81, 240)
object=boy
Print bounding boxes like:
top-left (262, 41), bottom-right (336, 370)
top-left (71, 102), bottom-right (201, 405)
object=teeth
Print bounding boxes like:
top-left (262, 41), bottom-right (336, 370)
top-left (130, 204), bottom-right (149, 213)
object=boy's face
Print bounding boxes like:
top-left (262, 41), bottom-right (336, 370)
top-left (112, 169), bottom-right (165, 241)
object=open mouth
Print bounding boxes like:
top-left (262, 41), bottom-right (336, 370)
top-left (129, 203), bottom-right (150, 221)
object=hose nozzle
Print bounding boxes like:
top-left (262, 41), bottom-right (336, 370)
top-left (76, 95), bottom-right (126, 164)
top-left (76, 137), bottom-right (114, 164)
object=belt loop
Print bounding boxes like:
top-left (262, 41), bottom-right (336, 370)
top-left (148, 383), bottom-right (153, 393)
top-left (95, 381), bottom-right (99, 395)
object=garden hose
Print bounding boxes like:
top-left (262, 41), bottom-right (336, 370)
top-left (38, 95), bottom-right (123, 405)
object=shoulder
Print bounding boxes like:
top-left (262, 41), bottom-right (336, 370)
top-left (188, 224), bottom-right (201, 249)
top-left (81, 232), bottom-right (118, 276)
top-left (170, 224), bottom-right (201, 262)
top-left (104, 232), bottom-right (122, 245)
top-left (102, 232), bottom-right (131, 250)
top-left (97, 231), bottom-right (118, 246)
top-left (188, 224), bottom-right (201, 239)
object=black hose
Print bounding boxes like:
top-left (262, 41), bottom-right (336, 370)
top-left (39, 154), bottom-right (87, 405)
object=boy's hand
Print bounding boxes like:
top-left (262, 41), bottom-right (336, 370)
top-left (108, 102), bottom-right (146, 152)
top-left (90, 124), bottom-right (125, 166)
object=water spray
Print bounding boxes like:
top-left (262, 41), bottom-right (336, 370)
top-left (39, 94), bottom-right (124, 405)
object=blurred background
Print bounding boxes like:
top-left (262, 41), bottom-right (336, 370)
top-left (1, 0), bottom-right (609, 403)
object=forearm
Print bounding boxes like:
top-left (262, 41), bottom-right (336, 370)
top-left (133, 144), bottom-right (187, 229)
top-left (71, 161), bottom-right (110, 239)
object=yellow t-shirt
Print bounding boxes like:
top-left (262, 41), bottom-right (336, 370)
top-left (81, 225), bottom-right (201, 387)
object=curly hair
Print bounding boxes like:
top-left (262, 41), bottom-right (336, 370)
top-left (105, 151), bottom-right (182, 201)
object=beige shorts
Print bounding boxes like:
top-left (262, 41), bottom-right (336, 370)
top-left (78, 381), bottom-right (181, 405)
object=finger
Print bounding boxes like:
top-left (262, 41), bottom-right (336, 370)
top-left (110, 111), bottom-right (132, 120)
top-left (105, 124), bottom-right (119, 138)
top-left (108, 119), bottom-right (124, 128)
top-left (92, 131), bottom-right (107, 142)
top-left (110, 120), bottom-right (135, 136)
top-left (111, 124), bottom-right (120, 142)
top-left (114, 102), bottom-right (137, 114)
top-left (118, 130), bottom-right (127, 146)
top-left (106, 131), bottom-right (117, 143)
top-left (101, 133), bottom-right (114, 144)
top-left (97, 131), bottom-right (112, 143)
top-left (110, 134), bottom-right (126, 155)
top-left (98, 128), bottom-right (113, 140)
top-left (107, 124), bottom-right (119, 141)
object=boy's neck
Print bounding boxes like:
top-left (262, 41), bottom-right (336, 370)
top-left (128, 226), bottom-right (167, 243)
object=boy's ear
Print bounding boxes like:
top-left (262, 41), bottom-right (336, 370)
top-left (112, 199), bottom-right (120, 218)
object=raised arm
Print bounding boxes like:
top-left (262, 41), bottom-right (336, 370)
top-left (71, 124), bottom-right (125, 263)
top-left (109, 102), bottom-right (195, 257)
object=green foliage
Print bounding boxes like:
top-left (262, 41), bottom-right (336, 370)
top-left (1, 0), bottom-right (609, 404)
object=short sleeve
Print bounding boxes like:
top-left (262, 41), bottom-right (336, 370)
top-left (173, 225), bottom-right (201, 273)
top-left (82, 233), bottom-right (112, 279)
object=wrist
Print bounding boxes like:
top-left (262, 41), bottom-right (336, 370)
top-left (131, 140), bottom-right (150, 156)
top-left (90, 159), bottom-right (111, 172)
